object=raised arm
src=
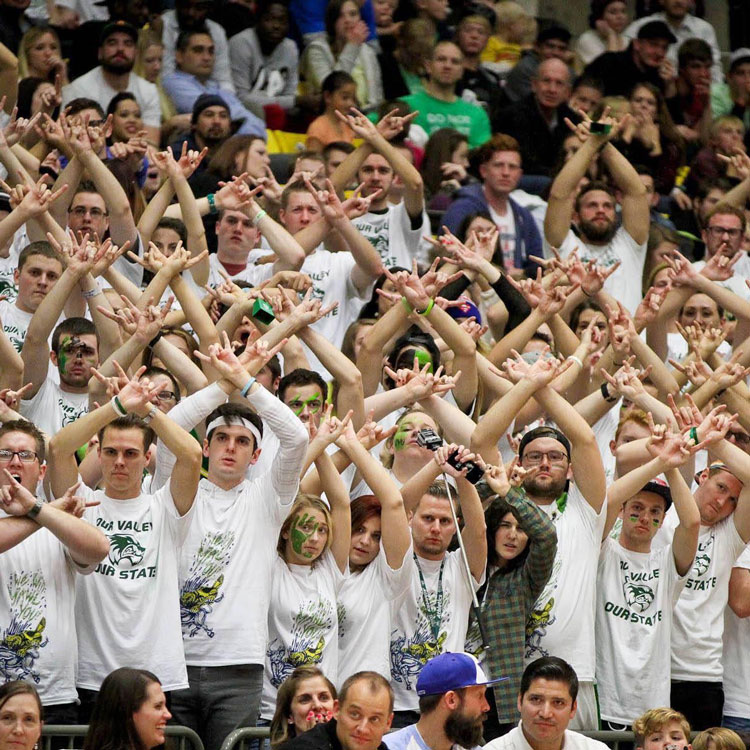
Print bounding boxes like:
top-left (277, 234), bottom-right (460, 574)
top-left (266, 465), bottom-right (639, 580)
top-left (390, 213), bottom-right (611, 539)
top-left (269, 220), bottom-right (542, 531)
top-left (0, 473), bottom-right (109, 565)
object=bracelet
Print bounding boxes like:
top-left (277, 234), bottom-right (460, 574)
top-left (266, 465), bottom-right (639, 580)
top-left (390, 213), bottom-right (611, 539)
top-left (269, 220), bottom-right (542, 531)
top-left (401, 297), bottom-right (413, 314)
top-left (252, 209), bottom-right (267, 227)
top-left (600, 382), bottom-right (618, 403)
top-left (567, 355), bottom-right (583, 369)
top-left (689, 426), bottom-right (699, 445)
top-left (241, 377), bottom-right (257, 397)
top-left (418, 299), bottom-right (435, 316)
top-left (111, 395), bottom-right (127, 417)
top-left (148, 331), bottom-right (163, 348)
top-left (81, 287), bottom-right (102, 299)
top-left (142, 404), bottom-right (158, 425)
top-left (27, 496), bottom-right (44, 519)
top-left (207, 193), bottom-right (217, 214)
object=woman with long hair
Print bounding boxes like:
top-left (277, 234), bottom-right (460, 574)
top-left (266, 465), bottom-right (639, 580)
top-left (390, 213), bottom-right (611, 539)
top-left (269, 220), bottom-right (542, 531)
top-left (467, 462), bottom-right (557, 740)
top-left (82, 668), bottom-right (171, 750)
top-left (575, 0), bottom-right (629, 66)
top-left (301, 0), bottom-right (383, 110)
top-left (269, 666), bottom-right (337, 748)
top-left (259, 427), bottom-right (352, 730)
top-left (17, 26), bottom-right (67, 83)
top-left (421, 128), bottom-right (470, 210)
top-left (0, 682), bottom-right (43, 750)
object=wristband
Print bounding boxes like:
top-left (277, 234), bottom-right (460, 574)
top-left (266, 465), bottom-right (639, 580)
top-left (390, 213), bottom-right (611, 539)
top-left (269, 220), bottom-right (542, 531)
top-left (601, 382), bottom-right (618, 403)
top-left (401, 297), bottom-right (413, 314)
top-left (252, 209), bottom-right (267, 227)
top-left (148, 331), bottom-right (163, 348)
top-left (567, 355), bottom-right (583, 369)
top-left (142, 404), bottom-right (158, 425)
top-left (111, 395), bottom-right (127, 417)
top-left (207, 193), bottom-right (217, 214)
top-left (81, 287), bottom-right (102, 299)
top-left (417, 299), bottom-right (435, 316)
top-left (689, 426), bottom-right (699, 445)
top-left (26, 496), bottom-right (44, 519)
top-left (241, 377), bottom-right (257, 397)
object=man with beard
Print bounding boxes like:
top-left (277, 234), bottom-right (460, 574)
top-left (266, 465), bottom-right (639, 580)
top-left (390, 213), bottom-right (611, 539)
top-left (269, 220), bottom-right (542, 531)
top-left (544, 111), bottom-right (649, 315)
top-left (384, 652), bottom-right (500, 750)
top-left (484, 658), bottom-right (609, 750)
top-left (169, 94), bottom-right (232, 176)
top-left (62, 21), bottom-right (161, 144)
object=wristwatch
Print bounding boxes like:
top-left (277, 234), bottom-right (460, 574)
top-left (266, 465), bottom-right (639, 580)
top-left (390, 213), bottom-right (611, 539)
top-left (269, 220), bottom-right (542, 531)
top-left (27, 497), bottom-right (44, 519)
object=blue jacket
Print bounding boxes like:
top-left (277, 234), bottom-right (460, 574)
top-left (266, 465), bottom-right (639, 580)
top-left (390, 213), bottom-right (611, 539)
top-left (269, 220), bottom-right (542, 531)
top-left (441, 183), bottom-right (542, 274)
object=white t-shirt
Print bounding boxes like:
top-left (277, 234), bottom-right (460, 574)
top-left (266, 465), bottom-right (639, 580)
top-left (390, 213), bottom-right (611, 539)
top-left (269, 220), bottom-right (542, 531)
top-left (666, 331), bottom-right (731, 368)
top-left (593, 401), bottom-right (621, 488)
top-left (390, 550), bottom-right (484, 712)
top-left (62, 68), bottom-right (161, 128)
top-left (489, 203), bottom-right (517, 271)
top-left (352, 202), bottom-right (427, 270)
top-left (75, 483), bottom-right (193, 691)
top-left (54, 0), bottom-right (108, 23)
top-left (722, 544), bottom-right (750, 719)
top-left (20, 380), bottom-right (89, 440)
top-left (298, 248), bottom-right (372, 379)
top-left (547, 228), bottom-right (647, 315)
top-left (337, 544), bottom-right (412, 685)
top-left (0, 301), bottom-right (32, 353)
top-left (0, 524), bottom-right (93, 705)
top-left (261, 551), bottom-right (344, 719)
top-left (595, 538), bottom-right (686, 724)
top-left (0, 227), bottom-right (24, 304)
top-left (691, 259), bottom-right (750, 301)
top-left (663, 512), bottom-right (747, 681)
top-left (485, 725), bottom-right (610, 750)
top-left (524, 484), bottom-right (606, 682)
top-left (180, 476), bottom-right (293, 666)
top-left (206, 253), bottom-right (274, 289)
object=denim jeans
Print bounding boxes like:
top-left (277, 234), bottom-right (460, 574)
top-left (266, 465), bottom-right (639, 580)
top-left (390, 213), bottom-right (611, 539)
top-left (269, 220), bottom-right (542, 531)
top-left (722, 715), bottom-right (750, 732)
top-left (170, 664), bottom-right (264, 750)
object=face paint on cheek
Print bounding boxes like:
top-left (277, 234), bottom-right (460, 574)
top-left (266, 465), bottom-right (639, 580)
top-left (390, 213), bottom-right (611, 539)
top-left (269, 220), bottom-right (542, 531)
top-left (393, 428), bottom-right (408, 451)
top-left (291, 394), bottom-right (323, 417)
top-left (652, 517), bottom-right (660, 527)
top-left (629, 513), bottom-right (640, 523)
top-left (291, 513), bottom-right (319, 557)
top-left (58, 335), bottom-right (72, 371)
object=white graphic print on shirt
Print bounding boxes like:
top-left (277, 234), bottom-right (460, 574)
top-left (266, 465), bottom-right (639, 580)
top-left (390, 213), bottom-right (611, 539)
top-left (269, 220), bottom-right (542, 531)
top-left (180, 529), bottom-right (236, 638)
top-left (0, 570), bottom-right (48, 684)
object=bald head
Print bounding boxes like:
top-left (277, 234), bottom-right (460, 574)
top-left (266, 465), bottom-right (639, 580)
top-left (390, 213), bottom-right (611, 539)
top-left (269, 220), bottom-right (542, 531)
top-left (533, 57), bottom-right (571, 110)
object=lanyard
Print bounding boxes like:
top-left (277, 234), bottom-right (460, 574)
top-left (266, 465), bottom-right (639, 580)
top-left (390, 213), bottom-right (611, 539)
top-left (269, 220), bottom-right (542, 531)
top-left (414, 554), bottom-right (445, 643)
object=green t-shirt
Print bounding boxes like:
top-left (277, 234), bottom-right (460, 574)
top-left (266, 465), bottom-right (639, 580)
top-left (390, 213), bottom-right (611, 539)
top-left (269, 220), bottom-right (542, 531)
top-left (400, 90), bottom-right (491, 148)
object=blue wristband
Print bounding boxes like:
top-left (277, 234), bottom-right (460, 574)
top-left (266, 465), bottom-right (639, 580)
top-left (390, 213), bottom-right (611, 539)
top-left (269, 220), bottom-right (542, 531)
top-left (241, 377), bottom-right (256, 397)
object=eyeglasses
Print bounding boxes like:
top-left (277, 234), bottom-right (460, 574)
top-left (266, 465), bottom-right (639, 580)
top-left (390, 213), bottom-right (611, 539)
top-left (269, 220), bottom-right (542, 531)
top-left (0, 449), bottom-right (39, 463)
top-left (707, 226), bottom-right (742, 239)
top-left (522, 450), bottom-right (568, 465)
top-left (68, 206), bottom-right (108, 218)
top-left (156, 390), bottom-right (177, 402)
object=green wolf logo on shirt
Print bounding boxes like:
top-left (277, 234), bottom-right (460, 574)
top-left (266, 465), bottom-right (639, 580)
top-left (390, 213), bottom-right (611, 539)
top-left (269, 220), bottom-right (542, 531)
top-left (0, 571), bottom-right (48, 684)
top-left (108, 534), bottom-right (146, 567)
top-left (623, 581), bottom-right (655, 612)
top-left (180, 530), bottom-right (235, 638)
top-left (267, 598), bottom-right (335, 687)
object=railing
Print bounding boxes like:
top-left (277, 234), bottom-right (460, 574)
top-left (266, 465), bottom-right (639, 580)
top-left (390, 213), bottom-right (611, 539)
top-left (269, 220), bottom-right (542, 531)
top-left (219, 726), bottom-right (272, 750)
top-left (41, 725), bottom-right (205, 750)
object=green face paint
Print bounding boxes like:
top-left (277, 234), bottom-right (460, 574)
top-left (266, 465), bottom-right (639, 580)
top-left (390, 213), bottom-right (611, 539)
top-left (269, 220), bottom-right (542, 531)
top-left (288, 393), bottom-right (323, 417)
top-left (652, 517), bottom-right (660, 527)
top-left (58, 335), bottom-right (72, 373)
top-left (393, 427), bottom-right (409, 451)
top-left (629, 513), bottom-right (640, 523)
top-left (291, 512), bottom-right (320, 558)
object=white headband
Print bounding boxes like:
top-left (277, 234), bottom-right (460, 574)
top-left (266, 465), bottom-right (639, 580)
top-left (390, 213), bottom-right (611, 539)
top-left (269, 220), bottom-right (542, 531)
top-left (206, 417), bottom-right (262, 447)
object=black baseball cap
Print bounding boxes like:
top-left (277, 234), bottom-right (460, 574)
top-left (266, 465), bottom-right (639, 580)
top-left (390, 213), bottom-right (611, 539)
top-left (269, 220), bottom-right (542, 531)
top-left (637, 20), bottom-right (677, 44)
top-left (640, 478), bottom-right (672, 512)
top-left (99, 20), bottom-right (139, 46)
top-left (518, 426), bottom-right (571, 461)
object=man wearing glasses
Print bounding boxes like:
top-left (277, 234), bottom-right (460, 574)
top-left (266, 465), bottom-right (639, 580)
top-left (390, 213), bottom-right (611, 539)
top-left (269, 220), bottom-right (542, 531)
top-left (0, 419), bottom-right (109, 724)
top-left (512, 370), bottom-right (606, 732)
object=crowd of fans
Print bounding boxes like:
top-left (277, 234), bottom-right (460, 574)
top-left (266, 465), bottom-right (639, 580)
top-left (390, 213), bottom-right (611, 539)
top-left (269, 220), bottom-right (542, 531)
top-left (1, 1), bottom-right (750, 750)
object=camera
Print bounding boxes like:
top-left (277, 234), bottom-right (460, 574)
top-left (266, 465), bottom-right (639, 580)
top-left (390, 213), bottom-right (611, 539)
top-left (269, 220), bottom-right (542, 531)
top-left (416, 428), bottom-right (485, 484)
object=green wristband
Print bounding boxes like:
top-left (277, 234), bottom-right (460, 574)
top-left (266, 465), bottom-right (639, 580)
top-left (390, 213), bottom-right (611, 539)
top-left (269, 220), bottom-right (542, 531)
top-left (418, 299), bottom-right (435, 316)
top-left (689, 426), bottom-right (699, 445)
top-left (207, 193), bottom-right (217, 214)
top-left (401, 297), bottom-right (413, 314)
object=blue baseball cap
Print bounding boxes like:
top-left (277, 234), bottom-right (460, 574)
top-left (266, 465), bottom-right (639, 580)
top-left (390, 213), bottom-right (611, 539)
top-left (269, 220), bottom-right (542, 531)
top-left (416, 652), bottom-right (507, 696)
top-left (446, 297), bottom-right (482, 324)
